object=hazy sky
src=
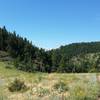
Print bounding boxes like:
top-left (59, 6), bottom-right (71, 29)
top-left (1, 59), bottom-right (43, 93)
top-left (0, 0), bottom-right (100, 49)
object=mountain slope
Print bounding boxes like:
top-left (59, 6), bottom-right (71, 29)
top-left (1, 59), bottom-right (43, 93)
top-left (0, 26), bottom-right (100, 73)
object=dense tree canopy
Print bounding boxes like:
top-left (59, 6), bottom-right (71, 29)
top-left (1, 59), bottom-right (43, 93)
top-left (0, 26), bottom-right (100, 73)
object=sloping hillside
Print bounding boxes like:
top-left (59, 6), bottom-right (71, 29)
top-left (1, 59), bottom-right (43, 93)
top-left (1, 26), bottom-right (100, 72)
top-left (69, 52), bottom-right (100, 72)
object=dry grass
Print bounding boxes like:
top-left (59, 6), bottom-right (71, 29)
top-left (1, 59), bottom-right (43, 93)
top-left (0, 61), bottom-right (100, 100)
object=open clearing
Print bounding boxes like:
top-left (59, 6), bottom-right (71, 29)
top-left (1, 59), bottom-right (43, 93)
top-left (0, 61), bottom-right (100, 100)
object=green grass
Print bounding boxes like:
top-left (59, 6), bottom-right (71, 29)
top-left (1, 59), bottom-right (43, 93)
top-left (0, 61), bottom-right (100, 100)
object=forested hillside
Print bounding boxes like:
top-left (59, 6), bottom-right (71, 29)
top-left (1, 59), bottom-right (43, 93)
top-left (0, 26), bottom-right (100, 73)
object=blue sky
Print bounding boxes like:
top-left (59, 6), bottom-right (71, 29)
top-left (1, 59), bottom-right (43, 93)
top-left (0, 0), bottom-right (100, 49)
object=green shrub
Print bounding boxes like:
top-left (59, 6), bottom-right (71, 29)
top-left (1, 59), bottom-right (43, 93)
top-left (35, 87), bottom-right (50, 97)
top-left (5, 65), bottom-right (12, 69)
top-left (8, 78), bottom-right (28, 92)
top-left (53, 81), bottom-right (69, 93)
top-left (34, 75), bottom-right (43, 83)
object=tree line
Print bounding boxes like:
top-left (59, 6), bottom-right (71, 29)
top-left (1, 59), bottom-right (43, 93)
top-left (0, 26), bottom-right (100, 73)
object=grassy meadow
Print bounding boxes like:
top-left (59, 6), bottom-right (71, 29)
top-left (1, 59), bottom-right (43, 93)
top-left (0, 61), bottom-right (100, 100)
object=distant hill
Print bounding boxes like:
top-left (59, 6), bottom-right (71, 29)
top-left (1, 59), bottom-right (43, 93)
top-left (49, 42), bottom-right (100, 72)
top-left (0, 26), bottom-right (100, 73)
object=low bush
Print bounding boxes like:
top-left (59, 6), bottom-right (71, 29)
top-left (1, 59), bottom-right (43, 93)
top-left (53, 81), bottom-right (69, 93)
top-left (5, 65), bottom-right (12, 69)
top-left (33, 87), bottom-right (50, 97)
top-left (8, 78), bottom-right (28, 92)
